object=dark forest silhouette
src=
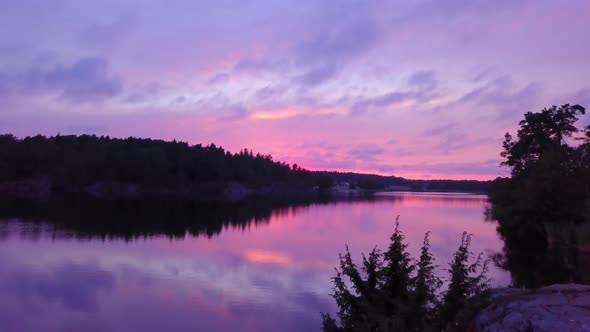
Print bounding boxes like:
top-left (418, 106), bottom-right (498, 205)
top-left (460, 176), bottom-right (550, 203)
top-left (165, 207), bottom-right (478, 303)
top-left (490, 104), bottom-right (590, 225)
top-left (0, 134), bottom-right (308, 195)
top-left (0, 133), bottom-right (490, 201)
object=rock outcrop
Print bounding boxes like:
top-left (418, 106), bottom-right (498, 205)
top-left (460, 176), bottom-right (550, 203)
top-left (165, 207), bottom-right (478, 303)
top-left (473, 284), bottom-right (590, 332)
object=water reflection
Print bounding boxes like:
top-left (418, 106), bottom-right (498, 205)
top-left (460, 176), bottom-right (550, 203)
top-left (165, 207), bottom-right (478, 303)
top-left (0, 194), bottom-right (392, 240)
top-left (0, 192), bottom-right (507, 332)
top-left (490, 218), bottom-right (590, 288)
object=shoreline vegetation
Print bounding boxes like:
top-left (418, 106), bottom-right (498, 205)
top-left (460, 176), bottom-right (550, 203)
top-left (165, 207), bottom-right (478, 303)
top-left (487, 104), bottom-right (590, 290)
top-left (322, 221), bottom-right (490, 332)
top-left (0, 133), bottom-right (490, 202)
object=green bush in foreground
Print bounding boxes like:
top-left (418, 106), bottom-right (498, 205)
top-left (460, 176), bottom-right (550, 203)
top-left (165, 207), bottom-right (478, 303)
top-left (322, 219), bottom-right (489, 332)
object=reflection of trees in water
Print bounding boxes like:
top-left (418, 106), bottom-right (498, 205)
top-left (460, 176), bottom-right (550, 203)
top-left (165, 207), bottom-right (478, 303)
top-left (489, 207), bottom-right (590, 288)
top-left (0, 193), bottom-right (396, 241)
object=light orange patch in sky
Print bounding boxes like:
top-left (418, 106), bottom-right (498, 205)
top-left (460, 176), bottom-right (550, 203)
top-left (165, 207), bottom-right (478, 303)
top-left (251, 109), bottom-right (299, 120)
top-left (250, 107), bottom-right (345, 120)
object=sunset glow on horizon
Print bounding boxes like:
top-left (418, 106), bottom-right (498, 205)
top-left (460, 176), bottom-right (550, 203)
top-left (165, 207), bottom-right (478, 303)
top-left (1, 0), bottom-right (589, 180)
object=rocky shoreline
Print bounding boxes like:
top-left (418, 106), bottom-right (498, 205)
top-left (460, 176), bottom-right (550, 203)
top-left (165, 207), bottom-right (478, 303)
top-left (472, 284), bottom-right (590, 332)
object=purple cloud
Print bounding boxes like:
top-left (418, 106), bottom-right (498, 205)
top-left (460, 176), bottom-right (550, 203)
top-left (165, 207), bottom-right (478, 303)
top-left (207, 73), bottom-right (230, 85)
top-left (349, 144), bottom-right (385, 161)
top-left (350, 70), bottom-right (439, 114)
top-left (169, 95), bottom-right (186, 106)
top-left (424, 123), bottom-right (457, 137)
top-left (218, 105), bottom-right (249, 121)
top-left (124, 82), bottom-right (161, 104)
top-left (408, 70), bottom-right (437, 90)
top-left (294, 18), bottom-right (380, 87)
top-left (12, 56), bottom-right (123, 103)
top-left (433, 75), bottom-right (544, 123)
top-left (296, 65), bottom-right (338, 86)
top-left (296, 19), bottom-right (379, 65)
top-left (255, 85), bottom-right (288, 101)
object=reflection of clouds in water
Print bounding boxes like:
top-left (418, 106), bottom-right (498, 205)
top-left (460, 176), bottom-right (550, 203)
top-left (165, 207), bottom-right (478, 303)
top-left (0, 251), bottom-right (334, 332)
top-left (0, 260), bottom-right (114, 332)
top-left (0, 261), bottom-right (114, 312)
top-left (0, 193), bottom-right (509, 331)
top-left (244, 249), bottom-right (292, 265)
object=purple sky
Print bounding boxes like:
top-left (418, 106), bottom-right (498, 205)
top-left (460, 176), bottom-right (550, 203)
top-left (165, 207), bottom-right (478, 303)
top-left (1, 0), bottom-right (589, 179)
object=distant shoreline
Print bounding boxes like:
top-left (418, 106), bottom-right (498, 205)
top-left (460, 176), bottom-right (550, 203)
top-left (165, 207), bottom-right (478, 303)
top-left (0, 134), bottom-right (492, 201)
top-left (0, 176), bottom-right (489, 202)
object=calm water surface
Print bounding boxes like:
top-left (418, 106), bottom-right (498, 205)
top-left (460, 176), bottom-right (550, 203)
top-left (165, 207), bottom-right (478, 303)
top-left (0, 192), bottom-right (509, 332)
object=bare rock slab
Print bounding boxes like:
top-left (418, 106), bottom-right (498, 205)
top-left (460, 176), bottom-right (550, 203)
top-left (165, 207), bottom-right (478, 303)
top-left (473, 284), bottom-right (590, 332)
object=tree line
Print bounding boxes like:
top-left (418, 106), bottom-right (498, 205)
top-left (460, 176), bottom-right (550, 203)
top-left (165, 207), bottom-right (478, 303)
top-left (490, 104), bottom-right (590, 225)
top-left (0, 133), bottom-right (490, 198)
top-left (0, 134), bottom-right (309, 191)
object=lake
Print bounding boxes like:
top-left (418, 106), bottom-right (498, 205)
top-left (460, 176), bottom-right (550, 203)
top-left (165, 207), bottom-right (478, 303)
top-left (0, 192), bottom-right (510, 332)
